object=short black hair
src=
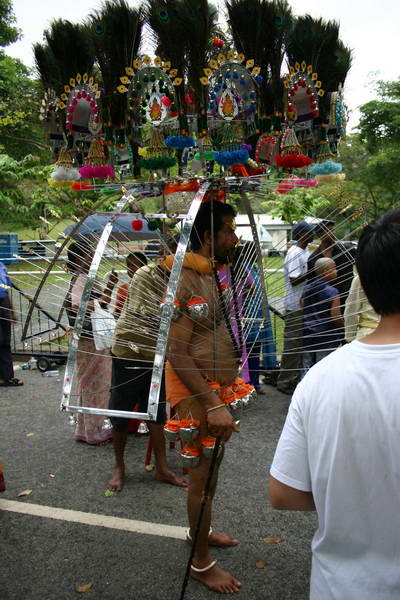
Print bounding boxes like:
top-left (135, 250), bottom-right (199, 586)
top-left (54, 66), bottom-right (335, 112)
top-left (356, 208), bottom-right (400, 315)
top-left (66, 239), bottom-right (93, 272)
top-left (190, 200), bottom-right (236, 251)
top-left (127, 252), bottom-right (147, 266)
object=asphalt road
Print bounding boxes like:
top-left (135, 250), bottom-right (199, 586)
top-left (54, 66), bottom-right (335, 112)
top-left (0, 368), bottom-right (316, 600)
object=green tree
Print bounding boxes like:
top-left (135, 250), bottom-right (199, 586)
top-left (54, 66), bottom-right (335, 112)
top-left (0, 0), bottom-right (20, 47)
top-left (358, 80), bottom-right (400, 151)
top-left (0, 154), bottom-right (119, 237)
top-left (0, 55), bottom-right (47, 159)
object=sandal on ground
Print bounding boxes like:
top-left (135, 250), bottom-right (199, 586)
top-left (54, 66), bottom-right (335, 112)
top-left (191, 560), bottom-right (217, 573)
top-left (0, 378), bottom-right (24, 387)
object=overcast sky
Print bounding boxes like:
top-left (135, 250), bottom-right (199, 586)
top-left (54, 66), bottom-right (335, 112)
top-left (6, 0), bottom-right (400, 130)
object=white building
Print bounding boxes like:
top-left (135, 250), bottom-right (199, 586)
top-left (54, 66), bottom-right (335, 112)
top-left (236, 214), bottom-right (291, 254)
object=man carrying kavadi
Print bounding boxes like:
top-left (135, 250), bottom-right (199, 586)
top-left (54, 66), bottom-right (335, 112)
top-left (166, 199), bottom-right (244, 595)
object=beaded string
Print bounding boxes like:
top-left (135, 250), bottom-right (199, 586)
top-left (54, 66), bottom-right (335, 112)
top-left (229, 264), bottom-right (245, 353)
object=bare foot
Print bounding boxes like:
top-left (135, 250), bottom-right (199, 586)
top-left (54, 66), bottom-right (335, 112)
top-left (155, 469), bottom-right (188, 488)
top-left (191, 563), bottom-right (241, 594)
top-left (208, 532), bottom-right (239, 547)
top-left (107, 465), bottom-right (125, 491)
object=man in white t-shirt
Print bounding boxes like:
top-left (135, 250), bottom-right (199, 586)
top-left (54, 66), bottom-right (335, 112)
top-left (269, 208), bottom-right (400, 599)
top-left (276, 221), bottom-right (315, 394)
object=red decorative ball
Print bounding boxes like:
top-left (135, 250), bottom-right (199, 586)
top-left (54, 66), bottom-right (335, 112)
top-left (306, 88), bottom-right (312, 95)
top-left (290, 90), bottom-right (296, 96)
top-left (132, 219), bottom-right (143, 231)
top-left (76, 92), bottom-right (82, 99)
top-left (293, 84), bottom-right (298, 90)
top-left (90, 101), bottom-right (96, 108)
top-left (81, 91), bottom-right (87, 98)
top-left (71, 98), bottom-right (78, 105)
top-left (184, 93), bottom-right (194, 105)
top-left (212, 37), bottom-right (224, 48)
top-left (312, 110), bottom-right (319, 117)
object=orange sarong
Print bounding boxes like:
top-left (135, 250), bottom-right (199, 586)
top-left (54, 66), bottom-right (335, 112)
top-left (165, 361), bottom-right (193, 407)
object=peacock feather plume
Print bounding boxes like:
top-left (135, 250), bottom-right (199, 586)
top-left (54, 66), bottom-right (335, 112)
top-left (43, 19), bottom-right (95, 92)
top-left (88, 0), bottom-right (143, 128)
top-left (33, 42), bottom-right (62, 92)
top-left (146, 0), bottom-right (219, 114)
top-left (226, 0), bottom-right (293, 114)
top-left (286, 15), bottom-right (352, 120)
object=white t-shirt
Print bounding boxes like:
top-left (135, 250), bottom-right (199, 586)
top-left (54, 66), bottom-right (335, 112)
top-left (271, 340), bottom-right (400, 600)
top-left (283, 245), bottom-right (310, 312)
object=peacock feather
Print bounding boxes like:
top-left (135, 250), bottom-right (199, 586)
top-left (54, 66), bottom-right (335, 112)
top-left (88, 0), bottom-right (143, 128)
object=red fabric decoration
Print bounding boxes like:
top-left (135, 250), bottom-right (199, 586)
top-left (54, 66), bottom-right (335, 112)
top-left (275, 176), bottom-right (317, 194)
top-left (163, 180), bottom-right (200, 195)
top-left (275, 154), bottom-right (313, 169)
top-left (132, 219), bottom-right (143, 231)
top-left (203, 190), bottom-right (226, 203)
top-left (70, 181), bottom-right (92, 191)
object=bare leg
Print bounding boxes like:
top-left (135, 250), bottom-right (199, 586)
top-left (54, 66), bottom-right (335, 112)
top-left (187, 457), bottom-right (241, 594)
top-left (148, 422), bottom-right (188, 487)
top-left (107, 429), bottom-right (127, 491)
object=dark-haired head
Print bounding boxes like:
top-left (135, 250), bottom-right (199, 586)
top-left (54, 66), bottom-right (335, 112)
top-left (126, 252), bottom-right (147, 278)
top-left (66, 239), bottom-right (94, 273)
top-left (190, 200), bottom-right (236, 252)
top-left (356, 208), bottom-right (400, 315)
top-left (234, 242), bottom-right (257, 268)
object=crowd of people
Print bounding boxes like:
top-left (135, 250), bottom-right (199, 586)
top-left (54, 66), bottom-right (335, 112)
top-left (277, 218), bottom-right (378, 394)
top-left (4, 202), bottom-right (400, 598)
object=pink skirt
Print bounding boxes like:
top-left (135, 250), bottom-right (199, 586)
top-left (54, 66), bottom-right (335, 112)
top-left (74, 338), bottom-right (113, 445)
